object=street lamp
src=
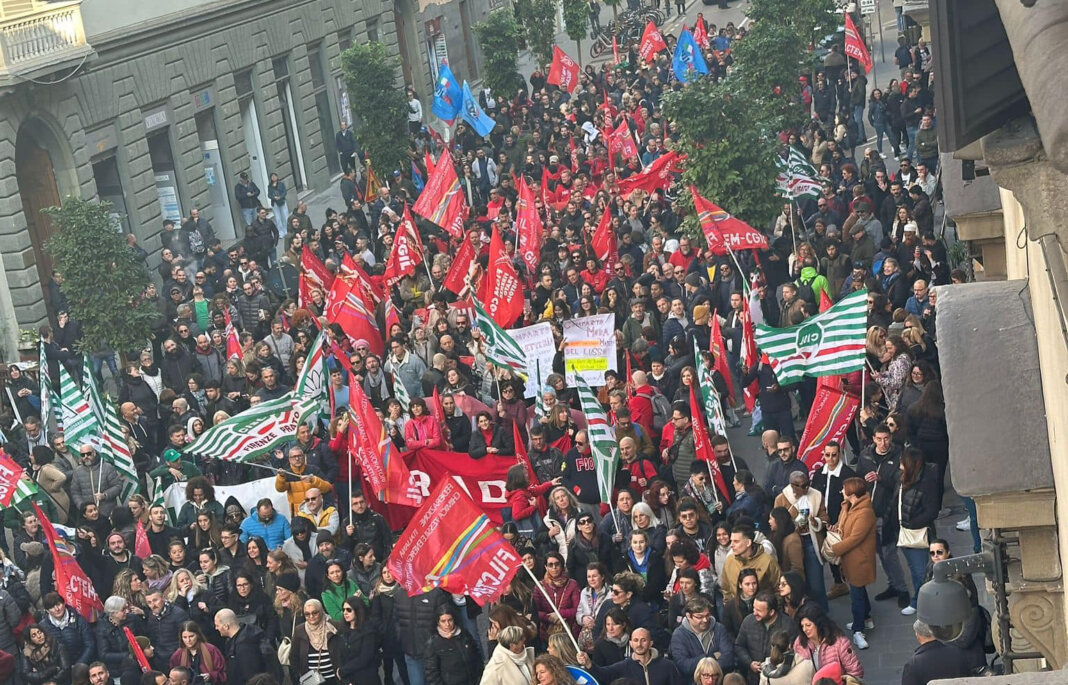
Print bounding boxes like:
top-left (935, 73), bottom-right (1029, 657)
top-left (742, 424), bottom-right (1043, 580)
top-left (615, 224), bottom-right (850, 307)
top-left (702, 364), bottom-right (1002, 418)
top-left (917, 545), bottom-right (996, 641)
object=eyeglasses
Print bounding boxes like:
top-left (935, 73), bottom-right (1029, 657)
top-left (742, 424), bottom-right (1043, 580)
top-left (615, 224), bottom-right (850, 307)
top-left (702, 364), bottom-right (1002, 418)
top-left (611, 588), bottom-right (623, 595)
top-left (304, 610), bottom-right (321, 617)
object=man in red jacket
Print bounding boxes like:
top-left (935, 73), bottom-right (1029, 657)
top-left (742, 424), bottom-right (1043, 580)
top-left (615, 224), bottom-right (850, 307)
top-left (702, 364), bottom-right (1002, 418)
top-left (629, 370), bottom-right (656, 435)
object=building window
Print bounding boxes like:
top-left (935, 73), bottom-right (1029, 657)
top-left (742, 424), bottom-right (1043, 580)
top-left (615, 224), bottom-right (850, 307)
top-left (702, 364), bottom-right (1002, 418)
top-left (234, 69), bottom-right (254, 99)
top-left (367, 18), bottom-right (379, 43)
top-left (271, 56), bottom-right (289, 80)
top-left (337, 28), bottom-right (353, 52)
top-left (307, 44), bottom-right (325, 89)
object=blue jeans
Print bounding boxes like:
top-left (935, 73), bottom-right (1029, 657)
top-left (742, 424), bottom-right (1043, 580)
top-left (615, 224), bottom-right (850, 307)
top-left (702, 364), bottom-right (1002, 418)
top-left (853, 105), bottom-right (867, 141)
top-left (901, 546), bottom-right (929, 607)
top-left (91, 352), bottom-right (120, 385)
top-left (241, 207), bottom-right (256, 226)
top-left (849, 584), bottom-right (871, 631)
top-left (963, 497), bottom-right (981, 553)
top-left (906, 126), bottom-right (919, 161)
top-left (873, 123), bottom-right (888, 153)
top-left (876, 519), bottom-right (908, 593)
top-left (802, 536), bottom-right (828, 610)
top-left (404, 655), bottom-right (425, 685)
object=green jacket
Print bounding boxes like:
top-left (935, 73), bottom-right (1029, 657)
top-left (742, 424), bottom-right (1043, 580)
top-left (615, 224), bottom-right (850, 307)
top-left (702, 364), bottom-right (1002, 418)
top-left (322, 578), bottom-right (364, 621)
top-left (915, 127), bottom-right (939, 158)
top-left (149, 459), bottom-right (201, 490)
top-left (797, 266), bottom-right (831, 305)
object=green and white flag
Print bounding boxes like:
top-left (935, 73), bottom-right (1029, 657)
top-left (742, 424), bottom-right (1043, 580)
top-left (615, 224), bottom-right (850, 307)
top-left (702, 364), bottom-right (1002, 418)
top-left (694, 339), bottom-right (728, 436)
top-left (392, 370), bottom-right (411, 411)
top-left (57, 362), bottom-right (97, 447)
top-left (775, 146), bottom-right (822, 201)
top-left (572, 372), bottom-right (618, 504)
top-left (292, 330), bottom-right (329, 424)
top-left (473, 298), bottom-right (529, 378)
top-left (533, 359), bottom-right (548, 420)
top-left (186, 393), bottom-right (303, 462)
top-left (754, 289), bottom-right (869, 384)
top-left (82, 354), bottom-right (139, 498)
top-left (39, 340), bottom-right (57, 429)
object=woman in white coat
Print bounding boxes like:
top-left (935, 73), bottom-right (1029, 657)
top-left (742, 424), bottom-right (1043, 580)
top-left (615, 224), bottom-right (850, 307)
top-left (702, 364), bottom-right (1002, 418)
top-left (479, 625), bottom-right (535, 685)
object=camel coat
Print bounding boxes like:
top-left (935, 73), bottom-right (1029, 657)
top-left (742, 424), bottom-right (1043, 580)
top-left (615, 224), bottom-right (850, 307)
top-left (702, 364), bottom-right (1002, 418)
top-left (35, 464), bottom-right (70, 523)
top-left (831, 493), bottom-right (877, 587)
top-left (773, 487), bottom-right (830, 562)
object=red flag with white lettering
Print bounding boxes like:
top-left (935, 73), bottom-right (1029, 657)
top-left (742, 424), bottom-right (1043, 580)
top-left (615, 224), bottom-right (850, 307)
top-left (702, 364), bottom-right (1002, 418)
top-left (694, 18), bottom-right (709, 49)
top-left (0, 451), bottom-right (25, 507)
top-left (387, 478), bottom-right (520, 605)
top-left (442, 236), bottom-right (476, 295)
top-left (608, 119), bottom-right (639, 161)
top-left (516, 177), bottom-right (543, 277)
top-left (844, 12), bottom-right (872, 73)
top-left (33, 502), bottom-right (103, 621)
top-left (797, 385), bottom-right (861, 472)
top-left (616, 150), bottom-right (685, 195)
top-left (639, 21), bottom-right (668, 63)
top-left (383, 205), bottom-right (426, 288)
top-left (326, 277), bottom-right (384, 356)
top-left (547, 46), bottom-right (580, 94)
top-left (301, 245), bottom-right (335, 292)
top-left (689, 386), bottom-right (731, 500)
top-left (412, 150), bottom-right (469, 238)
top-left (134, 520), bottom-right (151, 559)
top-left (478, 227), bottom-right (524, 328)
top-left (691, 186), bottom-right (769, 255)
top-left (348, 378), bottom-right (421, 506)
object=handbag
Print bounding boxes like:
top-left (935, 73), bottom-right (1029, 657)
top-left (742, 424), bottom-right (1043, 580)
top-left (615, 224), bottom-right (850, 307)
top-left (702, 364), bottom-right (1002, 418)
top-left (897, 488), bottom-right (929, 549)
top-left (821, 529), bottom-right (843, 564)
top-left (299, 671), bottom-right (326, 685)
top-left (277, 614), bottom-right (297, 666)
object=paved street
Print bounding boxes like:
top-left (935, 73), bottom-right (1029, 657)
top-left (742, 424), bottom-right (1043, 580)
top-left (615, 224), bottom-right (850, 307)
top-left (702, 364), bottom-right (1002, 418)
top-left (297, 2), bottom-right (979, 683)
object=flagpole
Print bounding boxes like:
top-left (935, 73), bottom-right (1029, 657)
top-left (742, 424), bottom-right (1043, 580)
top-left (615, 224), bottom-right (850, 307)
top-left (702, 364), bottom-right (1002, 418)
top-left (522, 563), bottom-right (583, 654)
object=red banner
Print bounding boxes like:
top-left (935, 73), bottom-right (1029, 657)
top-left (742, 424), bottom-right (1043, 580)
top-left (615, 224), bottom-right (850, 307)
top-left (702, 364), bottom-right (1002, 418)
top-left (844, 13), bottom-right (872, 73)
top-left (301, 245), bottom-right (335, 292)
top-left (691, 186), bottom-right (769, 255)
top-left (547, 45), bottom-right (580, 94)
top-left (478, 227), bottom-right (523, 327)
top-left (134, 520), bottom-right (151, 559)
top-left (612, 35), bottom-right (621, 65)
top-left (709, 315), bottom-right (736, 403)
top-left (740, 297), bottom-right (759, 413)
top-left (0, 450), bottom-right (25, 508)
top-left (222, 308), bottom-right (242, 360)
top-left (33, 503), bottom-right (103, 621)
top-left (326, 278), bottom-right (384, 356)
top-left (383, 205), bottom-right (426, 288)
top-left (412, 150), bottom-right (468, 238)
top-left (689, 386), bottom-right (731, 500)
top-left (591, 204), bottom-right (618, 266)
top-left (616, 150), bottom-right (685, 196)
top-left (349, 379), bottom-right (422, 506)
top-left (694, 18), bottom-right (709, 49)
top-left (516, 177), bottom-right (543, 277)
top-left (442, 237), bottom-right (476, 295)
top-left (797, 385), bottom-right (860, 472)
top-left (639, 21), bottom-right (667, 63)
top-left (387, 478), bottom-right (520, 605)
top-left (608, 119), bottom-right (638, 161)
top-left (341, 253), bottom-right (383, 305)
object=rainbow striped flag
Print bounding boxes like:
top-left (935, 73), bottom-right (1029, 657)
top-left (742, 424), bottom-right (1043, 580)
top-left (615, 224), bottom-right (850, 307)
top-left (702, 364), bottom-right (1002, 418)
top-left (797, 385), bottom-right (860, 471)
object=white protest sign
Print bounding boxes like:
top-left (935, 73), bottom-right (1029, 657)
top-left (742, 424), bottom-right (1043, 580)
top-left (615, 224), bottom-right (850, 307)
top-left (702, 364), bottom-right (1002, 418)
top-left (510, 322), bottom-right (557, 398)
top-left (164, 475), bottom-right (292, 521)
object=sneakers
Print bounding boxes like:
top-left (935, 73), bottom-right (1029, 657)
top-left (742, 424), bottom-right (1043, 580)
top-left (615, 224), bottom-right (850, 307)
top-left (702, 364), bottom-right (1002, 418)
top-left (827, 583), bottom-right (849, 600)
top-left (901, 606), bottom-right (917, 616)
top-left (956, 518), bottom-right (972, 531)
top-left (898, 591), bottom-right (912, 609)
top-left (852, 632), bottom-right (869, 650)
top-left (847, 618), bottom-right (875, 631)
top-left (874, 587), bottom-right (898, 601)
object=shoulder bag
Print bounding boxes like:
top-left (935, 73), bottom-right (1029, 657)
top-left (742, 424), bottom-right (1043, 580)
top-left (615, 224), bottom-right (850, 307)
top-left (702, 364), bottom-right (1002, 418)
top-left (897, 487), bottom-right (929, 549)
top-left (277, 613), bottom-right (297, 666)
top-left (821, 529), bottom-right (843, 564)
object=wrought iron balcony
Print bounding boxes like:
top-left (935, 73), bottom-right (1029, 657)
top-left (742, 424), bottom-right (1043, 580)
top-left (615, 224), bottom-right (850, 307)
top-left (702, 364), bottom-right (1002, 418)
top-left (0, 0), bottom-right (93, 89)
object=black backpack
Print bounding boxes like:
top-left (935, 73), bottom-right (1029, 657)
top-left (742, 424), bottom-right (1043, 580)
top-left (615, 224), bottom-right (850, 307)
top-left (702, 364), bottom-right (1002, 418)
top-left (796, 276), bottom-right (817, 306)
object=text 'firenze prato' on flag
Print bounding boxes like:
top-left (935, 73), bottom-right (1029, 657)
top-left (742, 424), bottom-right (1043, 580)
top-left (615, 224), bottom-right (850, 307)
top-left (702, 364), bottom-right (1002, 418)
top-left (755, 289), bottom-right (869, 384)
top-left (387, 478), bottom-right (520, 605)
top-left (185, 394), bottom-right (304, 462)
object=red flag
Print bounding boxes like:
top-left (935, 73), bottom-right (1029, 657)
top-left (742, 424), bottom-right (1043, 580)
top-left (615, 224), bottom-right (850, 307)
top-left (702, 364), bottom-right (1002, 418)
top-left (387, 478), bottom-right (521, 605)
top-left (33, 503), bottom-right (103, 620)
top-left (709, 315), bottom-right (737, 403)
top-left (740, 297), bottom-right (759, 413)
top-left (0, 450), bottom-right (25, 507)
top-left (512, 420), bottom-right (539, 486)
top-left (134, 520), bottom-right (151, 559)
top-left (547, 45), bottom-right (580, 94)
top-left (383, 205), bottom-right (426, 288)
top-left (301, 245), bottom-right (335, 292)
top-left (612, 35), bottom-right (621, 64)
top-left (691, 186), bottom-right (769, 255)
top-left (124, 627), bottom-right (151, 672)
top-left (844, 13), bottom-right (872, 73)
top-left (616, 150), bottom-right (685, 196)
top-left (412, 149), bottom-right (469, 238)
top-left (326, 280), bottom-right (384, 356)
top-left (540, 170), bottom-right (551, 208)
top-left (694, 18), bottom-right (709, 49)
top-left (384, 297), bottom-right (402, 337)
top-left (797, 385), bottom-right (861, 471)
top-left (569, 136), bottom-right (580, 175)
top-left (429, 387), bottom-right (445, 428)
top-left (516, 177), bottom-right (543, 278)
top-left (639, 21), bottom-right (668, 63)
top-left (222, 308), bottom-right (242, 360)
top-left (608, 119), bottom-right (638, 161)
top-left (478, 227), bottom-right (524, 327)
top-left (591, 204), bottom-right (618, 266)
top-left (349, 378), bottom-right (421, 506)
top-left (689, 386), bottom-right (731, 501)
top-left (443, 236), bottom-right (476, 295)
top-left (819, 289), bottom-right (834, 313)
top-left (341, 253), bottom-right (384, 305)
top-left (365, 158), bottom-right (381, 201)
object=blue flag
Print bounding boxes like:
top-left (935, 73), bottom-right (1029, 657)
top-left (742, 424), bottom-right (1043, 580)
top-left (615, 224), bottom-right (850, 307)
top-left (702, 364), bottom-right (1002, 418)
top-left (411, 161), bottom-right (424, 195)
top-left (460, 81), bottom-right (496, 138)
top-left (432, 62), bottom-right (462, 121)
top-left (673, 29), bottom-right (709, 83)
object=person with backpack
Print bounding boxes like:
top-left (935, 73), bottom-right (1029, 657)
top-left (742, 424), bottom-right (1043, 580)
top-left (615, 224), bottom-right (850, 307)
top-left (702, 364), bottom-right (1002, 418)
top-left (631, 370), bottom-right (669, 438)
top-left (616, 437), bottom-right (660, 498)
top-left (794, 258), bottom-right (831, 308)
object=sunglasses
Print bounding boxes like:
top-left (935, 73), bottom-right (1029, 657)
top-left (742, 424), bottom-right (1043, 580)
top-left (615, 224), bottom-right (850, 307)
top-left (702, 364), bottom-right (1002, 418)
top-left (930, 549), bottom-right (947, 557)
top-left (545, 561), bottom-right (561, 567)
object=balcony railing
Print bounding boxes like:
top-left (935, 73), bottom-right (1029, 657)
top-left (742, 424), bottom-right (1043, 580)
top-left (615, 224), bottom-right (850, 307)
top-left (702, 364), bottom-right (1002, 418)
top-left (0, 0), bottom-right (92, 85)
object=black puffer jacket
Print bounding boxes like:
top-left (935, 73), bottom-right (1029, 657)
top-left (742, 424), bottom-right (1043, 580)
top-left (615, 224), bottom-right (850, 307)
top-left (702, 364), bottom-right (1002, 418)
top-left (118, 374), bottom-right (159, 420)
top-left (94, 617), bottom-right (132, 672)
top-left (223, 623), bottom-right (267, 685)
top-left (393, 588), bottom-right (449, 657)
top-left (336, 624), bottom-right (382, 685)
top-left (144, 602), bottom-right (190, 658)
top-left (895, 464), bottom-right (940, 532)
top-left (423, 628), bottom-right (482, 685)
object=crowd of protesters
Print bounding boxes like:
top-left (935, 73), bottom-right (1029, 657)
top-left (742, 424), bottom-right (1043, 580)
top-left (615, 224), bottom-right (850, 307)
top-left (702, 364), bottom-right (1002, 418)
top-left (0, 4), bottom-right (988, 685)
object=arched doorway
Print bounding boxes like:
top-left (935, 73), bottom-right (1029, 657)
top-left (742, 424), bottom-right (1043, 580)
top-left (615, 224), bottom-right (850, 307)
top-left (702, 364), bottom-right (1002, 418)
top-left (15, 116), bottom-right (78, 321)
